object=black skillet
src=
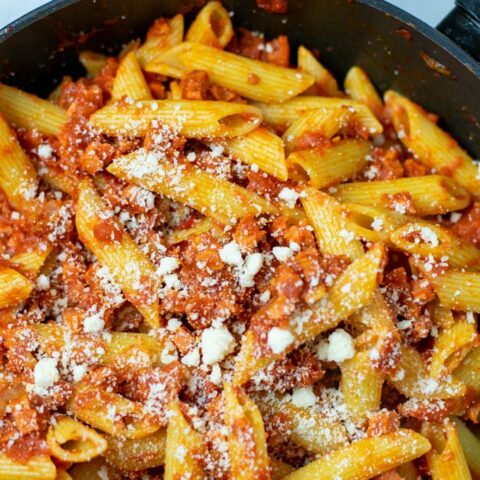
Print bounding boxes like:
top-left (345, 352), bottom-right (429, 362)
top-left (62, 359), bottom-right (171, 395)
top-left (0, 0), bottom-right (479, 160)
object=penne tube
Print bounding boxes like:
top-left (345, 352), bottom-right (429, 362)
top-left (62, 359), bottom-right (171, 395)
top-left (256, 394), bottom-right (348, 454)
top-left (0, 115), bottom-right (38, 211)
top-left (453, 417), bottom-right (480, 478)
top-left (0, 454), bottom-right (56, 480)
top-left (344, 66), bottom-right (383, 119)
top-left (137, 14), bottom-right (184, 66)
top-left (454, 347), bottom-right (480, 394)
top-left (386, 90), bottom-right (480, 199)
top-left (185, 1), bottom-right (234, 48)
top-left (433, 271), bottom-right (480, 312)
top-left (340, 349), bottom-right (384, 423)
top-left (297, 46), bottom-right (341, 97)
top-left (422, 420), bottom-right (471, 480)
top-left (388, 345), bottom-right (466, 399)
top-left (164, 403), bottom-right (206, 480)
top-left (223, 384), bottom-right (270, 480)
top-left (343, 203), bottom-right (414, 244)
top-left (90, 100), bottom-right (263, 138)
top-left (106, 429), bottom-right (166, 471)
top-left (9, 247), bottom-right (52, 278)
top-left (107, 149), bottom-right (278, 224)
top-left (0, 267), bottom-right (33, 309)
top-left (145, 62), bottom-right (184, 79)
top-left (429, 315), bottom-right (479, 378)
top-left (281, 429), bottom-right (431, 480)
top-left (223, 126), bottom-right (288, 180)
top-left (175, 42), bottom-right (314, 103)
top-left (234, 244), bottom-right (385, 384)
top-left (165, 218), bottom-right (221, 245)
top-left (79, 51), bottom-right (108, 77)
top-left (256, 96), bottom-right (383, 135)
top-left (68, 457), bottom-right (117, 479)
top-left (47, 416), bottom-right (107, 463)
top-left (288, 139), bottom-right (371, 189)
top-left (69, 382), bottom-right (160, 440)
top-left (301, 187), bottom-right (364, 260)
top-left (75, 179), bottom-right (160, 328)
top-left (332, 175), bottom-right (471, 216)
top-left (390, 222), bottom-right (480, 271)
top-left (111, 51), bottom-right (152, 101)
top-left (0, 83), bottom-right (67, 135)
top-left (282, 107), bottom-right (353, 154)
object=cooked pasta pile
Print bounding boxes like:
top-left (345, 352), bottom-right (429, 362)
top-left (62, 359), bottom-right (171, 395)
top-left (1, 1), bottom-right (480, 479)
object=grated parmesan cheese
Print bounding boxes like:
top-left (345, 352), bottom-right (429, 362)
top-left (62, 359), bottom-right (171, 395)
top-left (267, 327), bottom-right (294, 354)
top-left (201, 327), bottom-right (236, 365)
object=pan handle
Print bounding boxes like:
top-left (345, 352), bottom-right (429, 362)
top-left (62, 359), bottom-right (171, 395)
top-left (438, 0), bottom-right (480, 62)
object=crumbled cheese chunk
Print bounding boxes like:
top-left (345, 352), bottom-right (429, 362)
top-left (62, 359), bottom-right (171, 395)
top-left (167, 318), bottom-right (182, 331)
top-left (157, 256), bottom-right (180, 275)
top-left (316, 340), bottom-right (329, 361)
top-left (72, 364), bottom-right (88, 382)
top-left (84, 311), bottom-right (105, 333)
top-left (36, 274), bottom-right (50, 290)
top-left (37, 143), bottom-right (53, 159)
top-left (450, 212), bottom-right (462, 223)
top-left (219, 241), bottom-right (243, 267)
top-left (239, 253), bottom-right (263, 288)
top-left (291, 387), bottom-right (317, 407)
top-left (267, 327), bottom-right (294, 354)
top-left (182, 347), bottom-right (200, 367)
top-left (33, 358), bottom-right (59, 395)
top-left (201, 326), bottom-right (236, 365)
top-left (327, 329), bottom-right (355, 363)
top-left (210, 363), bottom-right (222, 385)
top-left (278, 187), bottom-right (299, 208)
top-left (272, 246), bottom-right (293, 262)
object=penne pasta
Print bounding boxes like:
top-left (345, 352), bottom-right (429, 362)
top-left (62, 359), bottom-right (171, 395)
top-left (90, 99), bottom-right (263, 138)
top-left (0, 266), bottom-right (33, 309)
top-left (223, 126), bottom-right (288, 180)
top-left (288, 139), bottom-right (371, 189)
top-left (386, 90), bottom-right (480, 199)
top-left (429, 315), bottom-right (479, 378)
top-left (301, 187), bottom-right (364, 260)
top-left (0, 455), bottom-right (56, 480)
top-left (111, 51), bottom-right (152, 101)
top-left (332, 175), bottom-right (471, 216)
top-left (47, 416), bottom-right (107, 463)
top-left (185, 1), bottom-right (234, 48)
top-left (297, 46), bottom-right (341, 96)
top-left (0, 83), bottom-right (67, 135)
top-left (256, 96), bottom-right (383, 134)
top-left (137, 14), bottom-right (184, 66)
top-left (175, 42), bottom-right (314, 103)
top-left (282, 107), bottom-right (353, 154)
top-left (105, 429), bottom-right (166, 471)
top-left (0, 115), bottom-right (38, 211)
top-left (390, 222), bottom-right (480, 271)
top-left (344, 66), bottom-right (383, 119)
top-left (107, 149), bottom-right (278, 224)
top-left (223, 384), bottom-right (270, 480)
top-left (340, 349), bottom-right (384, 423)
top-left (164, 403), bottom-right (206, 480)
top-left (75, 179), bottom-right (160, 328)
top-left (433, 271), bottom-right (480, 312)
top-left (9, 247), bottom-right (52, 278)
top-left (453, 417), bottom-right (480, 478)
top-left (282, 429), bottom-right (431, 480)
top-left (453, 346), bottom-right (480, 394)
top-left (422, 420), bottom-right (471, 480)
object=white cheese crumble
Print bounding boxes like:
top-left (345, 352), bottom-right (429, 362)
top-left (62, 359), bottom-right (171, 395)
top-left (83, 311), bottom-right (105, 333)
top-left (239, 253), bottom-right (263, 288)
top-left (219, 241), bottom-right (243, 267)
top-left (33, 358), bottom-right (59, 395)
top-left (272, 246), bottom-right (293, 262)
top-left (37, 143), bottom-right (53, 159)
top-left (326, 329), bottom-right (355, 363)
top-left (267, 327), bottom-right (294, 354)
top-left (278, 187), bottom-right (300, 208)
top-left (201, 326), bottom-right (236, 365)
top-left (36, 274), bottom-right (50, 290)
top-left (72, 364), bottom-right (88, 383)
top-left (291, 387), bottom-right (317, 407)
top-left (157, 256), bottom-right (180, 276)
top-left (182, 347), bottom-right (200, 367)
